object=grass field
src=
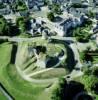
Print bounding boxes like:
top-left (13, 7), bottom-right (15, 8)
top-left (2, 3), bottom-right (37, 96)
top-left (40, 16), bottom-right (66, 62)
top-left (15, 41), bottom-right (67, 81)
top-left (32, 68), bottom-right (67, 79)
top-left (0, 91), bottom-right (6, 100)
top-left (0, 42), bottom-right (54, 100)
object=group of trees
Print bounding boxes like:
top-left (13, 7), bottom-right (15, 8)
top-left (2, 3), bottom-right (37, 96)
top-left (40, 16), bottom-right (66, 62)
top-left (86, 11), bottom-right (95, 18)
top-left (73, 27), bottom-right (90, 42)
top-left (16, 17), bottom-right (26, 33)
top-left (51, 66), bottom-right (98, 100)
top-left (0, 15), bottom-right (29, 36)
top-left (0, 15), bottom-right (10, 36)
top-left (47, 12), bottom-right (55, 21)
top-left (47, 3), bottom-right (62, 21)
top-left (16, 16), bottom-right (29, 34)
top-left (80, 47), bottom-right (93, 63)
top-left (51, 4), bottom-right (62, 15)
top-left (73, 19), bottom-right (92, 42)
top-left (16, 1), bottom-right (27, 11)
top-left (10, 0), bottom-right (27, 13)
top-left (81, 75), bottom-right (98, 92)
top-left (81, 66), bottom-right (98, 94)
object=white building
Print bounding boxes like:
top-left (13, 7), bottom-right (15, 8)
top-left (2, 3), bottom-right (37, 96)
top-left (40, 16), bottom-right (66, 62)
top-left (54, 18), bottom-right (80, 36)
top-left (26, 0), bottom-right (44, 10)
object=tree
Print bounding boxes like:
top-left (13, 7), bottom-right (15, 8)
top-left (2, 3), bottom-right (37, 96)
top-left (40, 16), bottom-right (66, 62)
top-left (0, 15), bottom-right (10, 36)
top-left (86, 11), bottom-right (95, 18)
top-left (92, 67), bottom-right (98, 76)
top-left (16, 17), bottom-right (26, 33)
top-left (43, 0), bottom-right (50, 5)
top-left (81, 75), bottom-right (98, 92)
top-left (47, 12), bottom-right (54, 21)
top-left (51, 78), bottom-right (66, 100)
top-left (52, 4), bottom-right (62, 15)
top-left (73, 27), bottom-right (91, 42)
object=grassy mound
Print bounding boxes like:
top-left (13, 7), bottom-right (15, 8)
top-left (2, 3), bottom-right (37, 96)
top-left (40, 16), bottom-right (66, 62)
top-left (0, 42), bottom-right (52, 100)
top-left (15, 39), bottom-right (67, 80)
top-left (0, 91), bottom-right (6, 100)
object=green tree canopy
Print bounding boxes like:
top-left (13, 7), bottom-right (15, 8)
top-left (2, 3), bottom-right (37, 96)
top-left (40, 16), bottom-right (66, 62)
top-left (81, 75), bottom-right (98, 92)
top-left (52, 4), bottom-right (62, 14)
top-left (0, 15), bottom-right (10, 36)
top-left (47, 12), bottom-right (54, 21)
top-left (16, 17), bottom-right (27, 33)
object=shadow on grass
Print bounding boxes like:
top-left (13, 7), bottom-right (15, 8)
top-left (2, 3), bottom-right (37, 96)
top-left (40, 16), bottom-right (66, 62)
top-left (10, 43), bottom-right (17, 64)
top-left (51, 80), bottom-right (89, 100)
top-left (0, 82), bottom-right (15, 100)
top-left (50, 39), bottom-right (76, 71)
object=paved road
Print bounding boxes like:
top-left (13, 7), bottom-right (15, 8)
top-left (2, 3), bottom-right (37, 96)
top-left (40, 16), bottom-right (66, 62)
top-left (0, 36), bottom-right (76, 42)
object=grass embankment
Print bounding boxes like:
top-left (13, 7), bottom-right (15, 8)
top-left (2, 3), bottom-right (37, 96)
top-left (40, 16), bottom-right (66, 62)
top-left (0, 42), bottom-right (53, 100)
top-left (0, 91), bottom-right (6, 100)
top-left (16, 41), bottom-right (67, 79)
top-left (32, 68), bottom-right (68, 79)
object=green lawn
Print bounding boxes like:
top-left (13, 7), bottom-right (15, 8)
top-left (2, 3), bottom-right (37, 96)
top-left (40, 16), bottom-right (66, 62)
top-left (0, 42), bottom-right (54, 100)
top-left (32, 68), bottom-right (68, 79)
top-left (0, 91), bottom-right (6, 100)
top-left (93, 56), bottom-right (98, 64)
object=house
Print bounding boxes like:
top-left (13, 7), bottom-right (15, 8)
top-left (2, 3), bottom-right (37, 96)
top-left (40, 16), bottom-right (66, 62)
top-left (26, 0), bottom-right (44, 11)
top-left (54, 14), bottom-right (88, 36)
top-left (54, 17), bottom-right (80, 36)
top-left (19, 10), bottom-right (29, 17)
top-left (0, 0), bottom-right (15, 4)
top-left (0, 5), bottom-right (11, 15)
top-left (42, 29), bottom-right (49, 39)
top-left (96, 12), bottom-right (98, 20)
top-left (28, 18), bottom-right (46, 36)
top-left (70, 0), bottom-right (82, 4)
top-left (93, 0), bottom-right (98, 6)
top-left (49, 0), bottom-right (65, 4)
top-left (69, 7), bottom-right (88, 18)
top-left (93, 23), bottom-right (98, 33)
top-left (82, 0), bottom-right (89, 7)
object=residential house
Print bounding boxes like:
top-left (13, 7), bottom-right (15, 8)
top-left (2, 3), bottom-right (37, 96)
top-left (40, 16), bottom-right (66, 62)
top-left (19, 11), bottom-right (29, 17)
top-left (82, 0), bottom-right (89, 7)
top-left (54, 15), bottom-right (88, 36)
top-left (0, 5), bottom-right (11, 15)
top-left (0, 0), bottom-right (15, 4)
top-left (69, 7), bottom-right (88, 18)
top-left (54, 17), bottom-right (80, 36)
top-left (93, 23), bottom-right (98, 33)
top-left (26, 0), bottom-right (44, 11)
top-left (70, 0), bottom-right (89, 7)
top-left (49, 0), bottom-right (65, 4)
top-left (93, 0), bottom-right (98, 6)
top-left (29, 18), bottom-right (45, 36)
top-left (70, 0), bottom-right (82, 4)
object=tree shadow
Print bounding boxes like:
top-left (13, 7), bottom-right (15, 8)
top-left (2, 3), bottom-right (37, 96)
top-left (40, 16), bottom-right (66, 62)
top-left (49, 39), bottom-right (76, 71)
top-left (59, 80), bottom-right (85, 100)
top-left (0, 39), bottom-right (8, 44)
top-left (93, 83), bottom-right (98, 95)
top-left (8, 23), bottom-right (20, 36)
top-left (65, 44), bottom-right (77, 71)
top-left (46, 56), bottom-right (59, 68)
top-left (10, 43), bottom-right (17, 64)
top-left (53, 16), bottom-right (63, 22)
